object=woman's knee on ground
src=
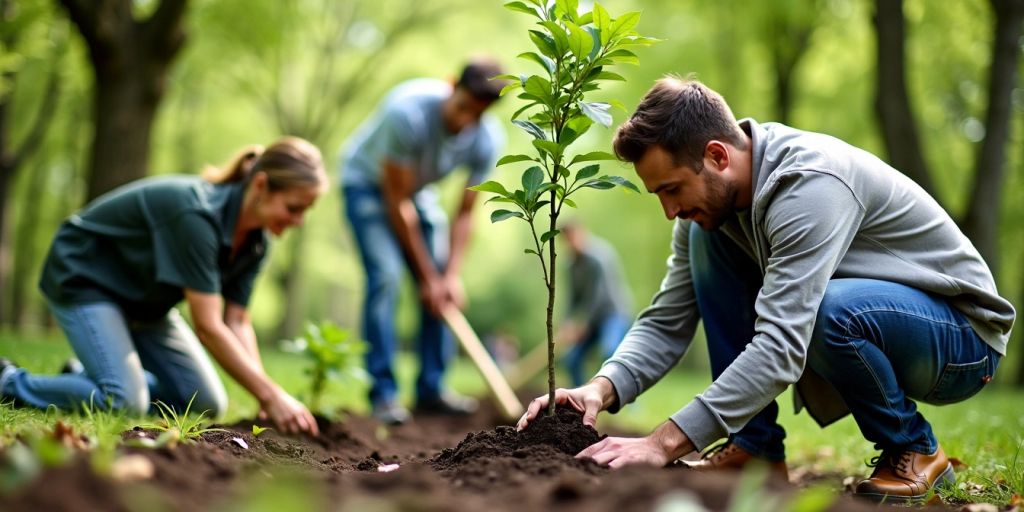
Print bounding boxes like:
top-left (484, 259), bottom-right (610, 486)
top-left (93, 382), bottom-right (150, 415)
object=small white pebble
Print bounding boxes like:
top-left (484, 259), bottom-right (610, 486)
top-left (377, 463), bottom-right (400, 473)
top-left (230, 437), bottom-right (249, 449)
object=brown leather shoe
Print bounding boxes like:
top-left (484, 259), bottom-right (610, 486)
top-left (854, 445), bottom-right (956, 503)
top-left (685, 442), bottom-right (789, 481)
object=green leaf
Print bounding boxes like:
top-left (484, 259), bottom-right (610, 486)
top-left (504, 1), bottom-right (540, 17)
top-left (524, 248), bottom-right (540, 256)
top-left (540, 229), bottom-right (561, 243)
top-left (524, 75), bottom-right (552, 104)
top-left (562, 197), bottom-right (578, 208)
top-left (604, 48), bottom-right (639, 65)
top-left (570, 151), bottom-right (616, 165)
top-left (618, 35), bottom-right (661, 46)
top-left (511, 102), bottom-right (537, 121)
top-left (512, 119), bottom-right (548, 140)
top-left (591, 70), bottom-right (626, 82)
top-left (497, 154), bottom-right (537, 166)
top-left (491, 209), bottom-right (525, 223)
top-left (554, 0), bottom-right (578, 20)
top-left (539, 21), bottom-right (570, 53)
top-left (593, 3), bottom-right (612, 44)
top-left (528, 30), bottom-right (558, 58)
top-left (532, 139), bottom-right (561, 157)
top-left (582, 179), bottom-right (615, 190)
top-left (517, 52), bottom-right (555, 74)
top-left (485, 196), bottom-right (516, 205)
top-left (608, 11), bottom-right (642, 40)
top-left (577, 12), bottom-right (593, 25)
top-left (602, 175), bottom-right (642, 193)
top-left (575, 164), bottom-right (600, 180)
top-left (499, 81), bottom-right (523, 97)
top-left (578, 101), bottom-right (613, 127)
top-left (522, 166), bottom-right (544, 200)
top-left (566, 21), bottom-right (593, 59)
top-left (469, 180), bottom-right (512, 196)
top-left (252, 425), bottom-right (270, 436)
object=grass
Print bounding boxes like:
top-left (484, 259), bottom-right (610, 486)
top-left (1, 329), bottom-right (1022, 506)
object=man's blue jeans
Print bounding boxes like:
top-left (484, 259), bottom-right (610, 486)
top-left (564, 313), bottom-right (631, 387)
top-left (343, 185), bottom-right (454, 406)
top-left (0, 300), bottom-right (226, 416)
top-left (689, 224), bottom-right (1000, 460)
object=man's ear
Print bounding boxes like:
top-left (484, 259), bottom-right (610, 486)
top-left (704, 140), bottom-right (730, 172)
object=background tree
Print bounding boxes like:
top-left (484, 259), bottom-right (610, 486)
top-left (0, 0), bottom-right (65, 326)
top-left (873, 0), bottom-right (1024, 275)
top-left (58, 0), bottom-right (188, 201)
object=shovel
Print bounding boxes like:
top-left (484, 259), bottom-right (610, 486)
top-left (439, 304), bottom-right (525, 420)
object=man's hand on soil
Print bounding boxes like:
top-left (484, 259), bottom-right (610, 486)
top-left (576, 435), bottom-right (672, 468)
top-left (516, 379), bottom-right (612, 431)
top-left (577, 421), bottom-right (694, 469)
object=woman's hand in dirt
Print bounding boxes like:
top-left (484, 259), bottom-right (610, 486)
top-left (262, 388), bottom-right (320, 436)
top-left (577, 421), bottom-right (694, 469)
top-left (516, 378), bottom-right (613, 431)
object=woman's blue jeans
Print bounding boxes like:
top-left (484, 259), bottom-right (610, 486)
top-left (1, 300), bottom-right (227, 416)
top-left (689, 224), bottom-right (1000, 460)
top-left (343, 185), bottom-right (454, 407)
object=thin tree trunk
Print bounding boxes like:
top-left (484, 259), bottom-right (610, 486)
top-left (0, 0), bottom-right (63, 325)
top-left (959, 0), bottom-right (1024, 276)
top-left (11, 158), bottom-right (52, 326)
top-left (767, 4), bottom-right (815, 124)
top-left (872, 0), bottom-right (937, 197)
top-left (58, 0), bottom-right (188, 200)
top-left (274, 227), bottom-right (308, 342)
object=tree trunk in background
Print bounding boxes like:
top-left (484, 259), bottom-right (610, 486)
top-left (766, 2), bottom-right (816, 125)
top-left (959, 0), bottom-right (1024, 276)
top-left (872, 0), bottom-right (937, 198)
top-left (58, 0), bottom-right (188, 201)
top-left (11, 159), bottom-right (53, 326)
top-left (274, 227), bottom-right (308, 342)
top-left (0, 0), bottom-right (63, 326)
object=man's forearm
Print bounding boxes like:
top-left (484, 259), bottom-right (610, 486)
top-left (446, 209), bottom-right (473, 276)
top-left (386, 197), bottom-right (441, 284)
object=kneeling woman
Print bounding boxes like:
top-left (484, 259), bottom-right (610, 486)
top-left (0, 137), bottom-right (324, 435)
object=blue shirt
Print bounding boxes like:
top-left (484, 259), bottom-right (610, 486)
top-left (340, 78), bottom-right (504, 190)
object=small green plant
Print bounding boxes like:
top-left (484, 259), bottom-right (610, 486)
top-left (472, 0), bottom-right (656, 414)
top-left (252, 425), bottom-right (270, 437)
top-left (141, 393), bottom-right (224, 445)
top-left (287, 320), bottom-right (369, 414)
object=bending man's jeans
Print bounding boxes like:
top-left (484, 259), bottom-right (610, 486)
top-left (689, 224), bottom-right (1000, 460)
top-left (343, 185), bottom-right (454, 407)
top-left (564, 313), bottom-right (631, 387)
top-left (0, 300), bottom-right (226, 416)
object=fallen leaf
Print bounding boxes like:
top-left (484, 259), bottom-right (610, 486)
top-left (958, 504), bottom-right (999, 512)
top-left (377, 463), bottom-right (400, 473)
top-left (949, 457), bottom-right (969, 471)
top-left (230, 437), bottom-right (249, 450)
top-left (50, 421), bottom-right (90, 450)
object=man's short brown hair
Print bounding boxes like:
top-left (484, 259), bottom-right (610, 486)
top-left (613, 77), bottom-right (747, 170)
top-left (457, 57), bottom-right (508, 103)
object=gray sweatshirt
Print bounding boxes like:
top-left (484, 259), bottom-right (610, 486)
top-left (596, 119), bottom-right (1015, 451)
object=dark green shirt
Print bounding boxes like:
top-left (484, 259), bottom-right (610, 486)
top-left (39, 176), bottom-right (268, 321)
